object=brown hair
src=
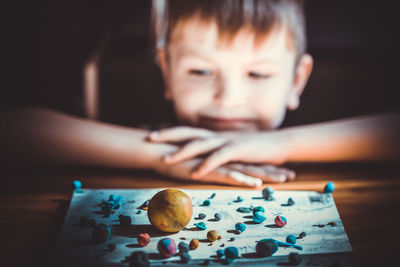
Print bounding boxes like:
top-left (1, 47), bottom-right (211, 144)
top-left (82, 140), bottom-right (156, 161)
top-left (151, 0), bottom-right (306, 61)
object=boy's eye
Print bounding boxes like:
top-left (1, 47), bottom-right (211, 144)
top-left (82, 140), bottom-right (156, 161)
top-left (248, 71), bottom-right (271, 79)
top-left (188, 69), bottom-right (212, 76)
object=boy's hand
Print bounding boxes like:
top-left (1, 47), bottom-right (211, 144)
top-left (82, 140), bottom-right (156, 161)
top-left (148, 126), bottom-right (295, 182)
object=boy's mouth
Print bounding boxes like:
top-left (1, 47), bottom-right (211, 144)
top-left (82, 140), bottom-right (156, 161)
top-left (198, 115), bottom-right (257, 131)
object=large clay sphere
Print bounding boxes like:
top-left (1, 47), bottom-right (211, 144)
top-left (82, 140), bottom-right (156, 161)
top-left (148, 189), bottom-right (193, 232)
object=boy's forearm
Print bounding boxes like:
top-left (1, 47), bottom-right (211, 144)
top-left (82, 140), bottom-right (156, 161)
top-left (0, 107), bottom-right (176, 169)
top-left (284, 113), bottom-right (400, 162)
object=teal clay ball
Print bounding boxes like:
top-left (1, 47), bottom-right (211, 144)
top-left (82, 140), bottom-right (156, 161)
top-left (253, 206), bottom-right (265, 214)
top-left (253, 211), bottom-right (266, 224)
top-left (324, 182), bottom-right (335, 193)
top-left (235, 222), bottom-right (246, 233)
top-left (286, 234), bottom-right (297, 244)
top-left (225, 246), bottom-right (239, 264)
top-left (256, 239), bottom-right (278, 257)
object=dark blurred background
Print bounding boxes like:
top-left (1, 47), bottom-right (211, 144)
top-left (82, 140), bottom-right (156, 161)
top-left (3, 0), bottom-right (399, 127)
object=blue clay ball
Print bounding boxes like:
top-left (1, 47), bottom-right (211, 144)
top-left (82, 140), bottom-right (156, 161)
top-left (288, 252), bottom-right (302, 265)
top-left (92, 223), bottom-right (111, 243)
top-left (129, 251), bottom-right (150, 267)
top-left (235, 222), bottom-right (246, 233)
top-left (203, 199), bottom-right (211, 206)
top-left (286, 234), bottom-right (297, 244)
top-left (262, 187), bottom-right (274, 199)
top-left (214, 213), bottom-right (222, 221)
top-left (72, 180), bottom-right (82, 190)
top-left (180, 252), bottom-right (191, 263)
top-left (324, 182), bottom-right (335, 193)
top-left (178, 241), bottom-right (189, 253)
top-left (253, 206), bottom-right (265, 214)
top-left (253, 211), bottom-right (266, 224)
top-left (225, 246), bottom-right (239, 264)
top-left (256, 239), bottom-right (278, 257)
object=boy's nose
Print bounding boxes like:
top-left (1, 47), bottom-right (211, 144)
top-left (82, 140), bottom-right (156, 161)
top-left (214, 77), bottom-right (245, 108)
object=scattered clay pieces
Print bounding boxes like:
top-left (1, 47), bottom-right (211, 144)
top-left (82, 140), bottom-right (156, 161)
top-left (229, 237), bottom-right (235, 242)
top-left (207, 230), bottom-right (219, 242)
top-left (209, 192), bottom-right (216, 199)
top-left (137, 233), bottom-right (150, 247)
top-left (214, 213), bottom-right (222, 221)
top-left (235, 222), bottom-right (246, 233)
top-left (129, 251), bottom-right (150, 267)
top-left (189, 238), bottom-right (199, 250)
top-left (234, 196), bottom-right (244, 202)
top-left (92, 223), bottom-right (111, 243)
top-left (157, 238), bottom-right (176, 258)
top-left (298, 232), bottom-right (307, 239)
top-left (288, 252), bottom-right (302, 265)
top-left (287, 198), bottom-right (295, 206)
top-left (275, 215), bottom-right (287, 227)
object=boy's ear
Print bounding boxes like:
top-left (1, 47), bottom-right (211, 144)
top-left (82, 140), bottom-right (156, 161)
top-left (287, 53), bottom-right (313, 110)
top-left (157, 49), bottom-right (172, 101)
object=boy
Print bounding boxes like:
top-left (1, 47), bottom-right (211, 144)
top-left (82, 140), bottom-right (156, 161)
top-left (0, 0), bottom-right (398, 187)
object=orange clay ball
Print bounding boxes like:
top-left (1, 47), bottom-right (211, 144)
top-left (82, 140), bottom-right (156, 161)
top-left (190, 238), bottom-right (199, 250)
top-left (207, 230), bottom-right (219, 242)
top-left (147, 189), bottom-right (193, 232)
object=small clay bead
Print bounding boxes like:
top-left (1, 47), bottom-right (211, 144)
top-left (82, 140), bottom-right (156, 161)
top-left (119, 215), bottom-right (132, 226)
top-left (214, 213), bottom-right (222, 221)
top-left (253, 211), bottom-right (266, 224)
top-left (262, 187), bottom-right (274, 200)
top-left (157, 238), bottom-right (176, 258)
top-left (286, 235), bottom-right (297, 244)
top-left (209, 192), bottom-right (216, 199)
top-left (92, 224), bottom-right (111, 243)
top-left (194, 222), bottom-right (207, 230)
top-left (235, 222), bottom-right (246, 233)
top-left (197, 213), bottom-right (206, 219)
top-left (225, 246), bottom-right (239, 264)
top-left (129, 251), bottom-right (150, 267)
top-left (253, 206), bottom-right (265, 214)
top-left (298, 232), bottom-right (307, 239)
top-left (256, 239), bottom-right (278, 257)
top-left (202, 199), bottom-right (211, 206)
top-left (229, 237), bottom-right (235, 242)
top-left (324, 182), bottom-right (335, 193)
top-left (137, 233), bottom-right (151, 247)
top-left (287, 198), bottom-right (295, 206)
top-left (207, 230), bottom-right (219, 242)
top-left (236, 207), bottom-right (251, 213)
top-left (288, 252), bottom-right (302, 265)
top-left (180, 252), bottom-right (191, 263)
top-left (275, 215), bottom-right (287, 227)
top-left (178, 241), bottom-right (189, 253)
top-left (72, 180), bottom-right (82, 191)
top-left (234, 196), bottom-right (244, 202)
top-left (189, 238), bottom-right (199, 250)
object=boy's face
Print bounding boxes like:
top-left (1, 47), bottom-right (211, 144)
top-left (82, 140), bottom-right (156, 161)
top-left (158, 19), bottom-right (312, 131)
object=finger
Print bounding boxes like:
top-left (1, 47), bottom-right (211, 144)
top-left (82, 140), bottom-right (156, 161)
top-left (228, 163), bottom-right (288, 183)
top-left (191, 145), bottom-right (234, 179)
top-left (148, 126), bottom-right (214, 143)
top-left (163, 137), bottom-right (227, 164)
top-left (201, 167), bottom-right (262, 187)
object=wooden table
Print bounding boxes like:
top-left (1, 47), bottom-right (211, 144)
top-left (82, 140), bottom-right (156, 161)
top-left (1, 163), bottom-right (399, 267)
